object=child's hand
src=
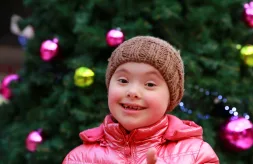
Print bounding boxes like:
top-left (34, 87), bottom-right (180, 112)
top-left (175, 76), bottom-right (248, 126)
top-left (146, 147), bottom-right (157, 164)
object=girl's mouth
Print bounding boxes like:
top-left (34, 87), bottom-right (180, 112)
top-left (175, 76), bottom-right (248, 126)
top-left (121, 104), bottom-right (145, 110)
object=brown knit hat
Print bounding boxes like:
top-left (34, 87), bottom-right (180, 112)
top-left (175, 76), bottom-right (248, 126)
top-left (106, 36), bottom-right (184, 112)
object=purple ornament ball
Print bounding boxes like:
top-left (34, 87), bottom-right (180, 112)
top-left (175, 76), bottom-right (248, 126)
top-left (40, 38), bottom-right (59, 61)
top-left (0, 74), bottom-right (19, 99)
top-left (220, 116), bottom-right (253, 152)
top-left (106, 28), bottom-right (124, 47)
top-left (25, 129), bottom-right (43, 152)
top-left (243, 2), bottom-right (253, 28)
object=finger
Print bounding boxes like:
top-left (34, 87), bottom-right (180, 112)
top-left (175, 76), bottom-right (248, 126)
top-left (147, 147), bottom-right (157, 164)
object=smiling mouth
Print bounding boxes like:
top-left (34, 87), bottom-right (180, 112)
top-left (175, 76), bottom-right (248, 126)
top-left (120, 104), bottom-right (145, 110)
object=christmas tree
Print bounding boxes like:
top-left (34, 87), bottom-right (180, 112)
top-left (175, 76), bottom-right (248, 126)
top-left (0, 0), bottom-right (253, 163)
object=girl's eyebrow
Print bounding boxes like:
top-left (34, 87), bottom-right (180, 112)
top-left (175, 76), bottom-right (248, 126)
top-left (114, 68), bottom-right (129, 74)
top-left (115, 68), bottom-right (163, 80)
top-left (145, 71), bottom-right (164, 80)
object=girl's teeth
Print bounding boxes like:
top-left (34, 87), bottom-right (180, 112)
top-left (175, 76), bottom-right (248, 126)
top-left (123, 105), bottom-right (141, 110)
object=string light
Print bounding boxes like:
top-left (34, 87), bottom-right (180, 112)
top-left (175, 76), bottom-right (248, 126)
top-left (178, 85), bottom-right (251, 120)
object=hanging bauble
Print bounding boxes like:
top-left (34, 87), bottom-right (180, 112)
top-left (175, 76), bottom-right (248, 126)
top-left (0, 74), bottom-right (19, 99)
top-left (243, 2), bottom-right (253, 28)
top-left (25, 129), bottom-right (43, 152)
top-left (219, 116), bottom-right (253, 152)
top-left (40, 38), bottom-right (59, 62)
top-left (74, 67), bottom-right (95, 87)
top-left (240, 45), bottom-right (253, 67)
top-left (106, 28), bottom-right (124, 47)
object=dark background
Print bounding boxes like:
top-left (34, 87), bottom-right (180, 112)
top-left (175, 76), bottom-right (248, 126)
top-left (0, 0), bottom-right (31, 45)
top-left (0, 0), bottom-right (31, 80)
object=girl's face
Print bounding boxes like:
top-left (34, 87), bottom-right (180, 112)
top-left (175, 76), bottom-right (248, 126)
top-left (108, 62), bottom-right (169, 131)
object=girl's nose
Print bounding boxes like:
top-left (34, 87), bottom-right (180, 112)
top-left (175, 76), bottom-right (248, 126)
top-left (127, 89), bottom-right (140, 99)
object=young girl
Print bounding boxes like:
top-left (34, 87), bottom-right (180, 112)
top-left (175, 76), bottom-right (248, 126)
top-left (63, 36), bottom-right (219, 164)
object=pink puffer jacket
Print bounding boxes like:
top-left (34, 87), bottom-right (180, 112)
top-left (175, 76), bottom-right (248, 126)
top-left (63, 114), bottom-right (219, 164)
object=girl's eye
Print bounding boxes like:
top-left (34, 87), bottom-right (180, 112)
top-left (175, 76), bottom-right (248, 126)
top-left (118, 79), bottom-right (128, 83)
top-left (146, 82), bottom-right (156, 87)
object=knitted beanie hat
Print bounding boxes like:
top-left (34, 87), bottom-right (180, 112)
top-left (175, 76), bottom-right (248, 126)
top-left (105, 36), bottom-right (184, 112)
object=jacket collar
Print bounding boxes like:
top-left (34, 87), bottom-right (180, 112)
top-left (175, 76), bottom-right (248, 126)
top-left (79, 114), bottom-right (203, 144)
top-left (103, 114), bottom-right (169, 143)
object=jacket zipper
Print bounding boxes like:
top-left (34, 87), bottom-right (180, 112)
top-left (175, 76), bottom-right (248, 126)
top-left (124, 130), bottom-right (137, 163)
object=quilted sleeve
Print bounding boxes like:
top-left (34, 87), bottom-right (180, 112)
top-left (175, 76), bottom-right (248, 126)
top-left (195, 141), bottom-right (219, 164)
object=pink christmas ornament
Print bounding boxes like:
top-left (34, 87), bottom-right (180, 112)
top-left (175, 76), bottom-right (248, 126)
top-left (40, 38), bottom-right (59, 61)
top-left (106, 28), bottom-right (124, 47)
top-left (243, 2), bottom-right (253, 27)
top-left (26, 129), bottom-right (43, 152)
top-left (220, 116), bottom-right (253, 151)
top-left (0, 74), bottom-right (19, 99)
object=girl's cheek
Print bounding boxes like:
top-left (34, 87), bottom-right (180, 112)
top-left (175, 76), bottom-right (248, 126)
top-left (109, 88), bottom-right (122, 101)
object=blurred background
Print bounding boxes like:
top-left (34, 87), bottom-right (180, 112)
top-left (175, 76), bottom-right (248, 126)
top-left (0, 0), bottom-right (31, 80)
top-left (0, 0), bottom-right (253, 164)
